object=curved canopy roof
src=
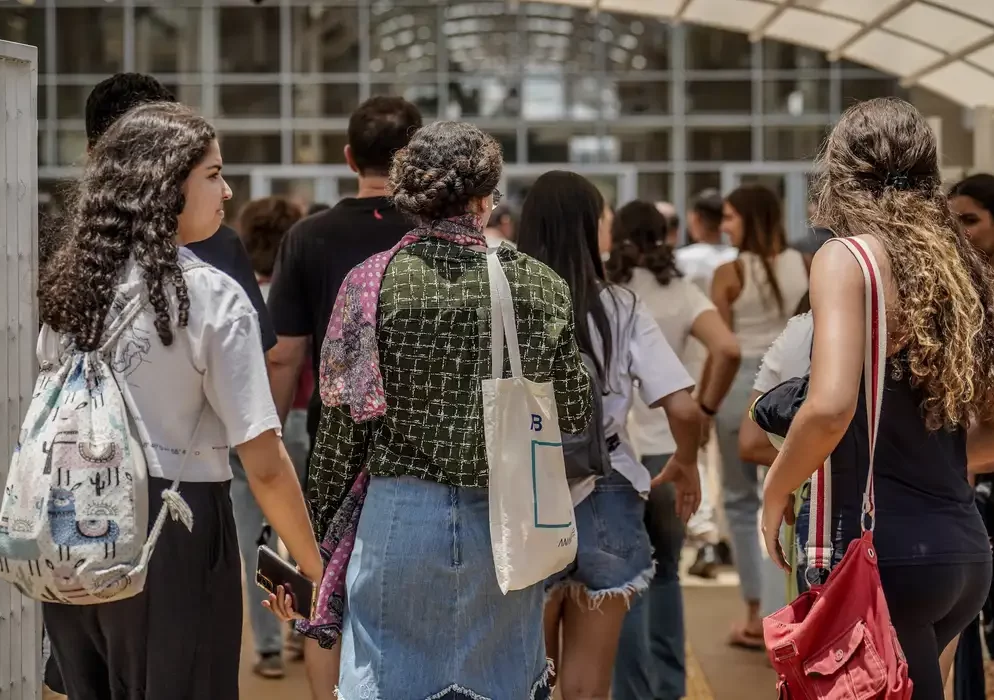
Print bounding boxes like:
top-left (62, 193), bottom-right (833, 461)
top-left (545, 0), bottom-right (994, 108)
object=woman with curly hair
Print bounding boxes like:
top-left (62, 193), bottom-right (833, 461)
top-left (293, 122), bottom-right (592, 699)
top-left (40, 102), bottom-right (322, 700)
top-left (607, 200), bottom-right (740, 700)
top-left (760, 97), bottom-right (994, 698)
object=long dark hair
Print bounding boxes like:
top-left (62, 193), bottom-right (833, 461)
top-left (517, 171), bottom-right (618, 387)
top-left (949, 173), bottom-right (994, 217)
top-left (41, 102), bottom-right (216, 350)
top-left (608, 200), bottom-right (682, 286)
top-left (725, 184), bottom-right (788, 314)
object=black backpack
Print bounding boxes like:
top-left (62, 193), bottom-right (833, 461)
top-left (563, 353), bottom-right (612, 480)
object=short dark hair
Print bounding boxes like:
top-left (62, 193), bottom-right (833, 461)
top-left (85, 73), bottom-right (177, 147)
top-left (691, 188), bottom-right (723, 231)
top-left (237, 196), bottom-right (304, 278)
top-left (348, 96), bottom-right (422, 176)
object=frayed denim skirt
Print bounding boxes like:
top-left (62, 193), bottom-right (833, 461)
top-left (337, 476), bottom-right (552, 700)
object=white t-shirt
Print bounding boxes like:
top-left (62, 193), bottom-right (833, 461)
top-left (676, 242), bottom-right (739, 296)
top-left (623, 268), bottom-right (713, 457)
top-left (38, 247), bottom-right (281, 482)
top-left (589, 285), bottom-right (695, 496)
top-left (753, 312), bottom-right (814, 393)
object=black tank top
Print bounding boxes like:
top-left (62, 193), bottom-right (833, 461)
top-left (830, 352), bottom-right (990, 565)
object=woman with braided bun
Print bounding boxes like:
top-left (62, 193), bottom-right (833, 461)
top-left (297, 122), bottom-right (592, 699)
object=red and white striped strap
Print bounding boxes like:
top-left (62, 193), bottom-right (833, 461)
top-left (806, 237), bottom-right (886, 571)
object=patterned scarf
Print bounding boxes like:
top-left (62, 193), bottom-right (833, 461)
top-left (296, 214), bottom-right (486, 649)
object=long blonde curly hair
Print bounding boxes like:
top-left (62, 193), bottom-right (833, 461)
top-left (811, 97), bottom-right (994, 431)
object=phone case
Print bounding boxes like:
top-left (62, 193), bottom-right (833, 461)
top-left (255, 545), bottom-right (317, 619)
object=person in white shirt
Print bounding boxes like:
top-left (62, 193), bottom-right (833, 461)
top-left (38, 102), bottom-right (322, 699)
top-left (608, 200), bottom-right (741, 700)
top-left (483, 202), bottom-right (517, 249)
top-left (517, 172), bottom-right (703, 700)
top-left (676, 189), bottom-right (739, 295)
top-left (655, 201), bottom-right (680, 247)
top-left (707, 184), bottom-right (809, 650)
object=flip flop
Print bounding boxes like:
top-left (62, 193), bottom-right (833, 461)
top-left (728, 627), bottom-right (766, 651)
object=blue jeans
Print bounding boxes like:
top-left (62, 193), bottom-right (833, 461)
top-left (230, 409), bottom-right (309, 656)
top-left (614, 454), bottom-right (686, 700)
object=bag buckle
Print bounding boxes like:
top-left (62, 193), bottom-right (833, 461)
top-left (773, 642), bottom-right (798, 661)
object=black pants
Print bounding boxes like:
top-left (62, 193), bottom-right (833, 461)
top-left (879, 561), bottom-right (992, 700)
top-left (44, 478), bottom-right (242, 700)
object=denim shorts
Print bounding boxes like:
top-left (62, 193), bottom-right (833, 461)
top-left (338, 476), bottom-right (552, 700)
top-left (546, 471), bottom-right (654, 605)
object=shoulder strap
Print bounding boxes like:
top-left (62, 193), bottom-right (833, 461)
top-left (806, 237), bottom-right (886, 573)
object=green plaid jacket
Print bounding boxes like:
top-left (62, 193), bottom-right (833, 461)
top-left (308, 239), bottom-right (592, 534)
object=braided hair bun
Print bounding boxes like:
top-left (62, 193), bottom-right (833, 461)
top-left (390, 121), bottom-right (502, 222)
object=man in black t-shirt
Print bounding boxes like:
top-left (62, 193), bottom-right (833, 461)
top-left (82, 73), bottom-right (276, 352)
top-left (266, 97), bottom-right (422, 444)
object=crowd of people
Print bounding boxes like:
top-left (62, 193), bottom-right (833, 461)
top-left (18, 70), bottom-right (994, 700)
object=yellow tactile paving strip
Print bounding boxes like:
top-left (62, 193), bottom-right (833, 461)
top-left (686, 643), bottom-right (716, 700)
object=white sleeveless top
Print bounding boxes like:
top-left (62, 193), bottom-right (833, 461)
top-left (732, 249), bottom-right (808, 358)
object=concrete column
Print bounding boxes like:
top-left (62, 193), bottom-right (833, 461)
top-left (973, 106), bottom-right (994, 174)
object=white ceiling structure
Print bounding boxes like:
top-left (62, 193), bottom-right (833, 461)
top-left (542, 0), bottom-right (994, 109)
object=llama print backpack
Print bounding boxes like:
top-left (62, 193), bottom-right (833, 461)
top-left (0, 296), bottom-right (200, 604)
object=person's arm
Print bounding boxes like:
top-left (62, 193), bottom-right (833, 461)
top-left (739, 390), bottom-right (780, 466)
top-left (237, 430), bottom-right (322, 583)
top-left (552, 296), bottom-right (593, 435)
top-left (266, 226), bottom-right (313, 422)
top-left (690, 308), bottom-right (741, 414)
top-left (761, 242), bottom-right (866, 568)
top-left (968, 420), bottom-right (994, 474)
top-left (698, 261), bottom-right (741, 402)
top-left (307, 404), bottom-right (371, 537)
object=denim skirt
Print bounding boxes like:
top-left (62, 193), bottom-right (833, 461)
top-left (337, 476), bottom-right (552, 700)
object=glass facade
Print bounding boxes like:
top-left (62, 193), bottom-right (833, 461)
top-left (3, 0), bottom-right (941, 233)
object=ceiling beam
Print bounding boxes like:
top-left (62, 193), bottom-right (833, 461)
top-left (671, 0), bottom-right (693, 26)
top-left (749, 0), bottom-right (798, 43)
top-left (827, 0), bottom-right (915, 62)
top-left (900, 31), bottom-right (994, 87)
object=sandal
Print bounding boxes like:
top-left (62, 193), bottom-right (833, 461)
top-left (728, 625), bottom-right (766, 651)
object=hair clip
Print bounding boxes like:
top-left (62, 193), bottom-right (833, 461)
top-left (884, 173), bottom-right (911, 190)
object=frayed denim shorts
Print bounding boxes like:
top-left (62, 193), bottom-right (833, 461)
top-left (337, 476), bottom-right (552, 700)
top-left (546, 471), bottom-right (654, 606)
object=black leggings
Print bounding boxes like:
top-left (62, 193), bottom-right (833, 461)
top-left (879, 561), bottom-right (992, 699)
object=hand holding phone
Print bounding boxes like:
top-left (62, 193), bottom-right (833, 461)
top-left (256, 545), bottom-right (317, 621)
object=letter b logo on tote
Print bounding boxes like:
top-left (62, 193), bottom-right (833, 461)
top-left (530, 414), bottom-right (543, 432)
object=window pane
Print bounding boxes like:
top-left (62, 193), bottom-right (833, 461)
top-left (161, 84), bottom-right (202, 110)
top-left (442, 1), bottom-right (518, 73)
top-left (607, 128), bottom-right (670, 162)
top-left (218, 7), bottom-right (280, 73)
top-left (219, 84), bottom-right (281, 117)
top-left (371, 81), bottom-right (441, 118)
top-left (56, 8), bottom-right (124, 74)
top-left (763, 79), bottom-right (830, 115)
top-left (762, 40), bottom-right (828, 70)
top-left (638, 173), bottom-right (672, 204)
top-left (523, 3), bottom-right (598, 74)
top-left (689, 129), bottom-right (752, 162)
top-left (293, 84), bottom-right (361, 118)
top-left (489, 131), bottom-right (518, 164)
top-left (446, 77), bottom-right (520, 119)
top-left (686, 26), bottom-right (752, 70)
top-left (0, 8), bottom-right (46, 73)
top-left (600, 13), bottom-right (669, 73)
top-left (135, 8), bottom-right (201, 74)
top-left (527, 127), bottom-right (603, 163)
top-left (604, 80), bottom-right (670, 116)
top-left (371, 5), bottom-right (438, 75)
top-left (223, 175), bottom-right (250, 223)
top-left (764, 126), bottom-right (829, 161)
top-left (291, 6), bottom-right (360, 74)
top-left (220, 134), bottom-right (281, 164)
top-left (522, 75), bottom-right (602, 120)
top-left (293, 132), bottom-right (348, 165)
top-left (57, 130), bottom-right (87, 166)
top-left (840, 77), bottom-right (905, 107)
top-left (687, 81), bottom-right (751, 113)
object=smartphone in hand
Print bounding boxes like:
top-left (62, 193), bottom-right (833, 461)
top-left (256, 545), bottom-right (317, 619)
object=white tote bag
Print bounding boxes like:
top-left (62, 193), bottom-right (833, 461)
top-left (483, 247), bottom-right (578, 594)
